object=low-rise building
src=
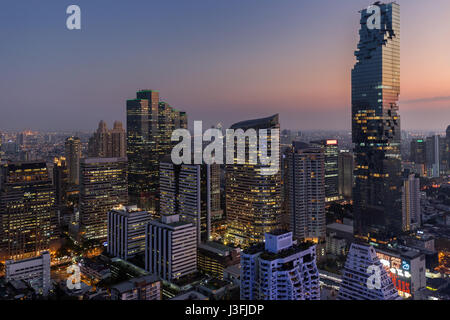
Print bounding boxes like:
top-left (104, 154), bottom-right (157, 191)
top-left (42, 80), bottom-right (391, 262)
top-left (5, 251), bottom-right (51, 296)
top-left (110, 275), bottom-right (161, 300)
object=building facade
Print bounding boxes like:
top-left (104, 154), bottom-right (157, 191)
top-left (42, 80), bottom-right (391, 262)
top-left (126, 90), bottom-right (187, 212)
top-left (352, 2), bottom-right (403, 241)
top-left (310, 139), bottom-right (340, 203)
top-left (79, 157), bottom-right (128, 241)
top-left (145, 214), bottom-right (197, 281)
top-left (88, 120), bottom-right (126, 158)
top-left (107, 205), bottom-right (152, 260)
top-left (0, 161), bottom-right (55, 261)
top-left (160, 158), bottom-right (221, 243)
top-left (226, 115), bottom-right (281, 247)
top-left (286, 142), bottom-right (326, 242)
top-left (338, 243), bottom-right (401, 300)
top-left (65, 136), bottom-right (82, 185)
top-left (402, 174), bottom-right (421, 232)
top-left (5, 251), bottom-right (51, 296)
top-left (110, 275), bottom-right (161, 300)
top-left (241, 231), bottom-right (320, 300)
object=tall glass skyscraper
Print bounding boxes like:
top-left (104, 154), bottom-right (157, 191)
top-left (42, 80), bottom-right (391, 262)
top-left (225, 115), bottom-right (281, 247)
top-left (352, 2), bottom-right (403, 242)
top-left (126, 90), bottom-right (187, 212)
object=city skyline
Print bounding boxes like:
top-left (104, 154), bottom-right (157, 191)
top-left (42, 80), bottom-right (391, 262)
top-left (1, 0), bottom-right (450, 132)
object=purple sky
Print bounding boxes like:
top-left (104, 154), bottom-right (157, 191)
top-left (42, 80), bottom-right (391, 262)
top-left (0, 0), bottom-right (449, 132)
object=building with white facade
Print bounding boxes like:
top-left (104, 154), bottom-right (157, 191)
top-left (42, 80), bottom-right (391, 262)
top-left (145, 214), bottom-right (197, 281)
top-left (107, 205), bottom-right (152, 260)
top-left (5, 251), bottom-right (51, 296)
top-left (241, 231), bottom-right (320, 300)
top-left (338, 243), bottom-right (401, 300)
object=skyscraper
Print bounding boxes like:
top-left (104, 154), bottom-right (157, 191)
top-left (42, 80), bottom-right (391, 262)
top-left (402, 174), bottom-right (421, 232)
top-left (310, 139), bottom-right (340, 203)
top-left (126, 90), bottom-right (187, 212)
top-left (65, 136), bottom-right (82, 185)
top-left (145, 214), bottom-right (197, 281)
top-left (338, 243), bottom-right (401, 300)
top-left (286, 142), bottom-right (326, 243)
top-left (241, 231), bottom-right (320, 300)
top-left (352, 2), bottom-right (403, 241)
top-left (107, 205), bottom-right (152, 260)
top-left (160, 158), bottom-right (221, 243)
top-left (226, 115), bottom-right (281, 247)
top-left (425, 135), bottom-right (446, 177)
top-left (0, 161), bottom-right (55, 261)
top-left (79, 157), bottom-right (128, 241)
top-left (88, 121), bottom-right (127, 158)
top-left (338, 150), bottom-right (354, 200)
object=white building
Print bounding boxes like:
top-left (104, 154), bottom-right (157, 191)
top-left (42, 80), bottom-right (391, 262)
top-left (145, 214), bottom-right (197, 281)
top-left (5, 251), bottom-right (51, 296)
top-left (402, 174), bottom-right (421, 231)
top-left (241, 231), bottom-right (320, 300)
top-left (338, 243), bottom-right (401, 300)
top-left (107, 205), bottom-right (152, 260)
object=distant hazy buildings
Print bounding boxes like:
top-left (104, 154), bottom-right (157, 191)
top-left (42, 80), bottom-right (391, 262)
top-left (310, 139), bottom-right (340, 203)
top-left (286, 142), bottom-right (326, 242)
top-left (402, 174), bottom-right (421, 232)
top-left (0, 161), bottom-right (55, 261)
top-left (107, 205), bottom-right (152, 260)
top-left (338, 243), bottom-right (401, 300)
top-left (241, 231), bottom-right (320, 300)
top-left (5, 251), bottom-right (51, 296)
top-left (126, 90), bottom-right (187, 212)
top-left (145, 214), bottom-right (197, 281)
top-left (425, 135), bottom-right (447, 177)
top-left (65, 136), bottom-right (82, 185)
top-left (79, 157), bottom-right (128, 241)
top-left (226, 115), bottom-right (281, 247)
top-left (88, 120), bottom-right (126, 158)
top-left (352, 2), bottom-right (403, 241)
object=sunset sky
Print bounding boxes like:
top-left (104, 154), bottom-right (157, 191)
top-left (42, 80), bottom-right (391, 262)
top-left (0, 0), bottom-right (449, 132)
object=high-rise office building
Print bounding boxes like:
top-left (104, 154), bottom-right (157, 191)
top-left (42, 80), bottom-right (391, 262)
top-left (126, 90), bottom-right (187, 212)
top-left (5, 251), bottom-right (51, 296)
top-left (286, 142), bottom-right (325, 243)
top-left (338, 150), bottom-right (354, 200)
top-left (107, 205), bottom-right (152, 260)
top-left (79, 157), bottom-right (128, 241)
top-left (402, 174), bottom-right (421, 232)
top-left (145, 214), bottom-right (197, 281)
top-left (311, 139), bottom-right (340, 203)
top-left (88, 121), bottom-right (126, 158)
top-left (410, 139), bottom-right (426, 165)
top-left (160, 158), bottom-right (220, 243)
top-left (425, 135), bottom-right (447, 177)
top-left (447, 125), bottom-right (450, 174)
top-left (65, 136), bottom-right (82, 185)
top-left (0, 161), bottom-right (55, 261)
top-left (241, 231), bottom-right (320, 300)
top-left (352, 2), bottom-right (403, 241)
top-left (226, 115), bottom-right (281, 247)
top-left (338, 243), bottom-right (401, 300)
